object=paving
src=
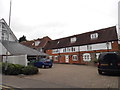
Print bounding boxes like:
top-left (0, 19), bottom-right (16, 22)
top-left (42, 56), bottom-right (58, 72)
top-left (2, 64), bottom-right (120, 88)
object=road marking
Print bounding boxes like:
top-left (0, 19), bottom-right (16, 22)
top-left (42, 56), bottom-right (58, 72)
top-left (0, 84), bottom-right (14, 90)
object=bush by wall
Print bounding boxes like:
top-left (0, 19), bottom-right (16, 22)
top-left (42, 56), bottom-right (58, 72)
top-left (2, 63), bottom-right (38, 75)
top-left (22, 65), bottom-right (38, 75)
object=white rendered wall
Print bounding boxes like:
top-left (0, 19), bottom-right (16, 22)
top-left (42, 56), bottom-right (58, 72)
top-left (92, 42), bottom-right (111, 50)
top-left (3, 55), bottom-right (28, 66)
top-left (0, 20), bottom-right (17, 42)
top-left (52, 42), bottom-right (112, 54)
top-left (80, 45), bottom-right (87, 51)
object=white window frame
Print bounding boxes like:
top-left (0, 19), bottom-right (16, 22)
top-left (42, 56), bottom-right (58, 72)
top-left (72, 55), bottom-right (78, 61)
top-left (35, 41), bottom-right (40, 46)
top-left (52, 49), bottom-right (59, 54)
top-left (49, 56), bottom-right (52, 60)
top-left (63, 48), bottom-right (66, 53)
top-left (87, 45), bottom-right (92, 51)
top-left (72, 47), bottom-right (79, 52)
top-left (96, 53), bottom-right (100, 59)
top-left (71, 37), bottom-right (77, 43)
top-left (66, 47), bottom-right (72, 52)
top-left (65, 55), bottom-right (69, 63)
top-left (83, 53), bottom-right (91, 61)
top-left (54, 56), bottom-right (58, 61)
top-left (2, 32), bottom-right (8, 40)
top-left (90, 33), bottom-right (98, 39)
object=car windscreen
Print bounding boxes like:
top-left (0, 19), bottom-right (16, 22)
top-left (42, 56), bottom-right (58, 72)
top-left (39, 58), bottom-right (46, 61)
top-left (39, 58), bottom-right (51, 62)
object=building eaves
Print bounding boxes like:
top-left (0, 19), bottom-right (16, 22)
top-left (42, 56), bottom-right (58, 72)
top-left (2, 40), bottom-right (47, 56)
top-left (44, 26), bottom-right (118, 50)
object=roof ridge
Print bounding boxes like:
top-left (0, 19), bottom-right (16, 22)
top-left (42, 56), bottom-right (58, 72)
top-left (51, 26), bottom-right (116, 41)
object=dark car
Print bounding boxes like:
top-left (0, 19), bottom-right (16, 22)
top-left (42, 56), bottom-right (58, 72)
top-left (34, 58), bottom-right (53, 68)
top-left (98, 52), bottom-right (120, 75)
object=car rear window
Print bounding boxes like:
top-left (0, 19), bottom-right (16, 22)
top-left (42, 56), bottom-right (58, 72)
top-left (101, 53), bottom-right (120, 63)
top-left (103, 54), bottom-right (117, 60)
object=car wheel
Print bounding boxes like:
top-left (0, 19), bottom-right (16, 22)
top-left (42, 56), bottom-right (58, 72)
top-left (98, 70), bottom-right (103, 75)
top-left (41, 65), bottom-right (44, 68)
top-left (39, 66), bottom-right (42, 68)
top-left (49, 65), bottom-right (52, 68)
top-left (43, 65), bottom-right (46, 68)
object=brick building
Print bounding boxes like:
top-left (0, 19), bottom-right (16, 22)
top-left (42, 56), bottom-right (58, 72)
top-left (20, 36), bottom-right (51, 52)
top-left (44, 26), bottom-right (120, 64)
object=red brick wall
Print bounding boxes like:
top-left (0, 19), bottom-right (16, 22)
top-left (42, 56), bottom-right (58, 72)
top-left (46, 41), bottom-right (119, 64)
top-left (111, 41), bottom-right (119, 51)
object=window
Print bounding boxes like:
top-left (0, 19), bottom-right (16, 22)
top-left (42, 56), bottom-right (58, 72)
top-left (72, 47), bottom-right (76, 52)
top-left (83, 53), bottom-right (91, 61)
top-left (54, 56), bottom-right (58, 61)
top-left (96, 53), bottom-right (100, 59)
top-left (90, 33), bottom-right (98, 39)
top-left (65, 55), bottom-right (69, 63)
top-left (2, 33), bottom-right (4, 40)
top-left (87, 45), bottom-right (92, 51)
top-left (106, 42), bottom-right (112, 50)
top-left (63, 48), bottom-right (66, 53)
top-left (72, 55), bottom-right (78, 61)
top-left (72, 47), bottom-right (79, 52)
top-left (71, 37), bottom-right (77, 43)
top-left (52, 49), bottom-right (59, 54)
top-left (2, 32), bottom-right (7, 40)
top-left (57, 41), bottom-right (60, 44)
top-left (35, 41), bottom-right (40, 46)
top-left (59, 48), bottom-right (63, 53)
top-left (66, 47), bottom-right (72, 52)
top-left (49, 56), bottom-right (52, 60)
top-left (80, 45), bottom-right (87, 51)
top-left (32, 43), bottom-right (34, 46)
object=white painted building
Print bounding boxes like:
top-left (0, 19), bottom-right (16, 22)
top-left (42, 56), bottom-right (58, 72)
top-left (0, 19), bottom-right (47, 66)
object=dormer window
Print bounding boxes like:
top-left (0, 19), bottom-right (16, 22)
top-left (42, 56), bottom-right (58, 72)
top-left (32, 43), bottom-right (34, 46)
top-left (90, 33), bottom-right (98, 39)
top-left (35, 41), bottom-right (40, 46)
top-left (57, 41), bottom-right (60, 44)
top-left (71, 37), bottom-right (77, 43)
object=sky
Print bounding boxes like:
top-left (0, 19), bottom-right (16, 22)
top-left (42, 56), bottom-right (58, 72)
top-left (0, 0), bottom-right (119, 40)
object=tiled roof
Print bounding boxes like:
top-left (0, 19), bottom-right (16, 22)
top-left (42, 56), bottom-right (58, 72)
top-left (44, 26), bottom-right (118, 50)
top-left (20, 36), bottom-right (51, 49)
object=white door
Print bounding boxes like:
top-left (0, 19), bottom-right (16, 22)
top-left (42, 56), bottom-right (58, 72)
top-left (65, 55), bottom-right (69, 63)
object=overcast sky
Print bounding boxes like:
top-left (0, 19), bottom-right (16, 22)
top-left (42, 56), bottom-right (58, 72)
top-left (0, 0), bottom-right (119, 40)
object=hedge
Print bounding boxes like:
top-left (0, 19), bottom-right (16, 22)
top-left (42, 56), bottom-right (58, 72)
top-left (22, 65), bottom-right (38, 75)
top-left (2, 63), bottom-right (39, 75)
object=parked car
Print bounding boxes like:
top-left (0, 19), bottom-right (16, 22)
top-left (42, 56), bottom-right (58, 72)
top-left (98, 52), bottom-right (120, 75)
top-left (34, 58), bottom-right (53, 68)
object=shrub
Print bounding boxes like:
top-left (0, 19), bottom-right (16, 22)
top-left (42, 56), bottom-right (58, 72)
top-left (2, 63), bottom-right (24, 75)
top-left (22, 65), bottom-right (38, 75)
top-left (93, 58), bottom-right (98, 63)
top-left (2, 63), bottom-right (38, 75)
